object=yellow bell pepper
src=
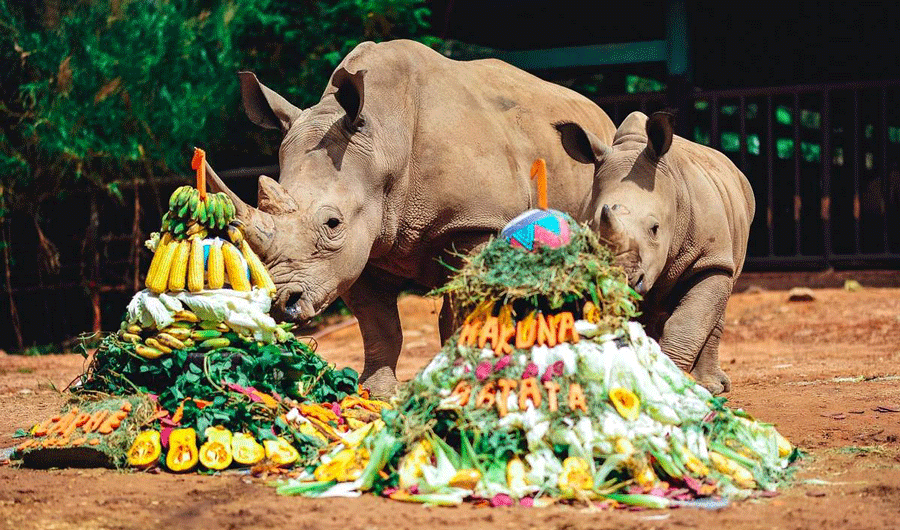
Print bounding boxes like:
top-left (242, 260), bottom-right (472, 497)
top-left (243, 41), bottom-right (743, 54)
top-left (558, 457), bottom-right (593, 495)
top-left (314, 447), bottom-right (370, 482)
top-left (609, 387), bottom-right (641, 421)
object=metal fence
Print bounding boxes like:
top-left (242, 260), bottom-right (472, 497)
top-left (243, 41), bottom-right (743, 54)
top-left (3, 81), bottom-right (899, 350)
top-left (592, 80), bottom-right (900, 269)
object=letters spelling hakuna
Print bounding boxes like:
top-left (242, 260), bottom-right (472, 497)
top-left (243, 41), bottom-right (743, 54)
top-left (452, 311), bottom-right (588, 417)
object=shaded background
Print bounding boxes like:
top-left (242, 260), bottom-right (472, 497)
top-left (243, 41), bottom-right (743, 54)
top-left (1, 0), bottom-right (898, 351)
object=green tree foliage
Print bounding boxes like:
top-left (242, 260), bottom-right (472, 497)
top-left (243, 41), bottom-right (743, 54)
top-left (0, 0), bottom-right (436, 219)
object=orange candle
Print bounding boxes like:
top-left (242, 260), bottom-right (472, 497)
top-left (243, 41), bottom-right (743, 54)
top-left (191, 147), bottom-right (207, 201)
top-left (530, 158), bottom-right (548, 210)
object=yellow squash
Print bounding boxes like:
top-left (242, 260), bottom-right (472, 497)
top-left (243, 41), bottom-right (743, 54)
top-left (263, 437), bottom-right (299, 467)
top-left (232, 433), bottom-right (265, 465)
top-left (199, 426), bottom-right (233, 470)
top-left (166, 428), bottom-right (199, 472)
top-left (127, 430), bottom-right (161, 469)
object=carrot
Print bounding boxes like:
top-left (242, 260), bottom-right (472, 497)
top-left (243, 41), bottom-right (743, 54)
top-left (73, 412), bottom-right (92, 428)
top-left (171, 401), bottom-right (185, 425)
top-left (47, 408), bottom-right (78, 436)
top-left (17, 440), bottom-right (33, 451)
top-left (32, 417), bottom-right (53, 437)
top-left (71, 437), bottom-right (87, 446)
top-left (98, 410), bottom-right (128, 435)
top-left (120, 401), bottom-right (133, 412)
top-left (83, 410), bottom-right (109, 433)
top-left (41, 438), bottom-right (53, 448)
top-left (88, 438), bottom-right (100, 446)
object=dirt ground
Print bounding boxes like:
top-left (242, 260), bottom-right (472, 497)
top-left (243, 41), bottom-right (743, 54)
top-left (1, 272), bottom-right (899, 530)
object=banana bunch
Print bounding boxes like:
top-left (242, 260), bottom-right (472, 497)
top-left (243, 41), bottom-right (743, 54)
top-left (118, 312), bottom-right (296, 359)
top-left (162, 186), bottom-right (236, 238)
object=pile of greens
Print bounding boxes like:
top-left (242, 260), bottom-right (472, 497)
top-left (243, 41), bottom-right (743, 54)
top-left (434, 220), bottom-right (640, 335)
top-left (78, 334), bottom-right (358, 441)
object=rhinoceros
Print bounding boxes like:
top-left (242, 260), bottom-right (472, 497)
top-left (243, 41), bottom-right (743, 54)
top-left (204, 39), bottom-right (616, 395)
top-left (555, 111), bottom-right (755, 394)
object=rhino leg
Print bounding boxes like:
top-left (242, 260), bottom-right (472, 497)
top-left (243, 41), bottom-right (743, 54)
top-left (341, 267), bottom-right (404, 399)
top-left (658, 271), bottom-right (733, 395)
top-left (691, 314), bottom-right (731, 394)
top-left (438, 294), bottom-right (457, 344)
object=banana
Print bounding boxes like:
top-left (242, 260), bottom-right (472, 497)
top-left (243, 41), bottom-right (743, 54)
top-left (185, 222), bottom-right (204, 237)
top-left (226, 223), bottom-right (244, 246)
top-left (214, 194), bottom-right (226, 229)
top-left (199, 337), bottom-right (230, 349)
top-left (216, 322), bottom-right (230, 332)
top-left (135, 344), bottom-right (166, 359)
top-left (127, 324), bottom-right (143, 334)
top-left (191, 329), bottom-right (222, 340)
top-left (168, 320), bottom-right (193, 329)
top-left (172, 221), bottom-right (186, 238)
top-left (121, 332), bottom-right (142, 343)
top-left (174, 309), bottom-right (200, 323)
top-left (169, 186), bottom-right (187, 210)
top-left (161, 211), bottom-right (172, 233)
top-left (178, 196), bottom-right (192, 219)
top-left (196, 198), bottom-right (207, 224)
top-left (162, 326), bottom-right (191, 341)
top-left (221, 194), bottom-right (235, 224)
top-left (145, 337), bottom-right (172, 354)
top-left (155, 332), bottom-right (186, 351)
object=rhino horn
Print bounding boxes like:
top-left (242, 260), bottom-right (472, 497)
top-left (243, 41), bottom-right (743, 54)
top-left (258, 175), bottom-right (299, 215)
top-left (597, 204), bottom-right (626, 241)
top-left (204, 160), bottom-right (276, 252)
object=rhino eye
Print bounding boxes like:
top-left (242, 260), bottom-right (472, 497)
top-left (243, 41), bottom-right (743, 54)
top-left (325, 217), bottom-right (341, 229)
top-left (650, 223), bottom-right (659, 237)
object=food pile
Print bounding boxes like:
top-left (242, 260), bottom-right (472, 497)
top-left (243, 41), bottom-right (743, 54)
top-left (12, 150), bottom-right (388, 472)
top-left (274, 208), bottom-right (798, 508)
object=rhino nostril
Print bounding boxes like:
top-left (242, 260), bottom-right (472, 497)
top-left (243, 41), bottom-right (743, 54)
top-left (285, 291), bottom-right (304, 313)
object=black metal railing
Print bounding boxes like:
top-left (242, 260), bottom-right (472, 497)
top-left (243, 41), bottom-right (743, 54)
top-left (592, 80), bottom-right (900, 269)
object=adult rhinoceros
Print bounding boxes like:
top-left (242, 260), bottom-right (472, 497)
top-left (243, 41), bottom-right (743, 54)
top-left (205, 39), bottom-right (615, 395)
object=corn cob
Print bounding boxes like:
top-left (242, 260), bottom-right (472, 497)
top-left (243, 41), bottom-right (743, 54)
top-left (145, 337), bottom-right (172, 354)
top-left (155, 332), bottom-right (186, 351)
top-left (222, 242), bottom-right (251, 291)
top-left (188, 236), bottom-right (205, 292)
top-left (207, 241), bottom-right (225, 289)
top-left (145, 233), bottom-right (171, 290)
top-left (167, 240), bottom-right (191, 291)
top-left (146, 238), bottom-right (178, 294)
top-left (240, 240), bottom-right (275, 293)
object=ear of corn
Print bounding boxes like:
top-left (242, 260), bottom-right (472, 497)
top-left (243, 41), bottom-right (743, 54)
top-left (222, 242), bottom-right (251, 291)
top-left (207, 241), bottom-right (225, 289)
top-left (146, 239), bottom-right (178, 294)
top-left (167, 240), bottom-right (191, 291)
top-left (241, 240), bottom-right (275, 293)
top-left (188, 237), bottom-right (205, 292)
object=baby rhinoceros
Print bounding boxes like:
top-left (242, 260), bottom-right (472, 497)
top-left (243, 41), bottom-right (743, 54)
top-left (556, 111), bottom-right (755, 394)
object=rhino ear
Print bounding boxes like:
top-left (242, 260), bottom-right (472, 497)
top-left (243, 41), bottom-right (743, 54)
top-left (257, 175), bottom-right (299, 215)
top-left (555, 122), bottom-right (611, 165)
top-left (332, 67), bottom-right (367, 129)
top-left (239, 72), bottom-right (302, 132)
top-left (646, 110), bottom-right (676, 159)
